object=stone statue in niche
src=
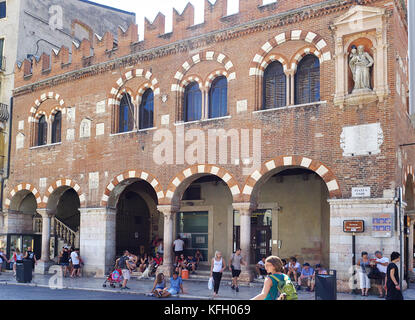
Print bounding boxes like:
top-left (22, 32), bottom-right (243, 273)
top-left (349, 45), bottom-right (374, 93)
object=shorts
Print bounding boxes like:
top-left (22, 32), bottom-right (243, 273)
top-left (167, 288), bottom-right (179, 295)
top-left (122, 269), bottom-right (131, 280)
top-left (175, 250), bottom-right (183, 257)
top-left (73, 264), bottom-right (80, 270)
top-left (375, 272), bottom-right (386, 285)
top-left (232, 268), bottom-right (241, 278)
top-left (60, 263), bottom-right (69, 267)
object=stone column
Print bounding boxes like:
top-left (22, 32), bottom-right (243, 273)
top-left (285, 73), bottom-right (290, 107)
top-left (80, 207), bottom-right (116, 277)
top-left (290, 71), bottom-right (295, 105)
top-left (157, 205), bottom-right (177, 277)
top-left (233, 203), bottom-right (254, 282)
top-left (35, 209), bottom-right (55, 274)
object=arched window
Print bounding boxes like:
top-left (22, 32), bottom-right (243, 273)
top-left (139, 89), bottom-right (154, 130)
top-left (295, 55), bottom-right (320, 105)
top-left (208, 76), bottom-right (228, 118)
top-left (51, 111), bottom-right (62, 144)
top-left (263, 61), bottom-right (286, 109)
top-left (37, 115), bottom-right (47, 146)
top-left (119, 94), bottom-right (134, 133)
top-left (184, 82), bottom-right (202, 122)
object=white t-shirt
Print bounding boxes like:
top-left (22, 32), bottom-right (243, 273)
top-left (257, 260), bottom-right (265, 268)
top-left (173, 239), bottom-right (184, 251)
top-left (289, 262), bottom-right (301, 272)
top-left (70, 252), bottom-right (80, 265)
top-left (376, 257), bottom-right (389, 273)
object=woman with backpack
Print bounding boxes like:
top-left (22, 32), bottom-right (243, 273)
top-left (251, 256), bottom-right (298, 300)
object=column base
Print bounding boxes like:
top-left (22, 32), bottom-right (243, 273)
top-left (35, 260), bottom-right (55, 275)
top-left (156, 264), bottom-right (173, 278)
top-left (239, 266), bottom-right (254, 282)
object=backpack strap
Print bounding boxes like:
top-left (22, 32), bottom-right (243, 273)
top-left (268, 274), bottom-right (283, 299)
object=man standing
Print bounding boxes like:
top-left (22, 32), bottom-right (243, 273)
top-left (173, 236), bottom-right (185, 264)
top-left (24, 247), bottom-right (37, 271)
top-left (117, 250), bottom-right (131, 290)
top-left (229, 248), bottom-right (246, 292)
top-left (374, 250), bottom-right (389, 298)
top-left (70, 248), bottom-right (81, 278)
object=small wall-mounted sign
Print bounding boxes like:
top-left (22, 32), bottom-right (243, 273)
top-left (343, 220), bottom-right (365, 233)
top-left (372, 214), bottom-right (392, 238)
top-left (352, 187), bottom-right (371, 198)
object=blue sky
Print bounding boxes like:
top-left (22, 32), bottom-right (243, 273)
top-left (93, 0), bottom-right (275, 40)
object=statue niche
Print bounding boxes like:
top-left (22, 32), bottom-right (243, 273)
top-left (348, 44), bottom-right (374, 94)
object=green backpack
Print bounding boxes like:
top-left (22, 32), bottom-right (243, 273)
top-left (269, 274), bottom-right (298, 300)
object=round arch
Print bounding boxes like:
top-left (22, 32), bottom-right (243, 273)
top-left (165, 165), bottom-right (241, 208)
top-left (43, 179), bottom-right (86, 209)
top-left (101, 170), bottom-right (164, 208)
top-left (242, 155), bottom-right (342, 204)
top-left (5, 183), bottom-right (42, 209)
top-left (249, 30), bottom-right (331, 76)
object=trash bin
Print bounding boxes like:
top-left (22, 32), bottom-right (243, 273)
top-left (16, 259), bottom-right (32, 283)
top-left (315, 269), bottom-right (337, 300)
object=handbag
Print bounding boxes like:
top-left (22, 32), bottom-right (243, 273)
top-left (208, 277), bottom-right (214, 290)
top-left (368, 266), bottom-right (383, 279)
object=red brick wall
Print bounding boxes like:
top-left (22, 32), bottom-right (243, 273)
top-left (7, 0), bottom-right (412, 209)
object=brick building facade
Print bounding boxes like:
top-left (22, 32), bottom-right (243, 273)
top-left (2, 0), bottom-right (413, 291)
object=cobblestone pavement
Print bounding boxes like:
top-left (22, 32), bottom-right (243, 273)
top-left (1, 271), bottom-right (414, 300)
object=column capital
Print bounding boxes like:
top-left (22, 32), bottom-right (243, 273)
top-left (37, 209), bottom-right (55, 219)
top-left (157, 205), bottom-right (179, 216)
top-left (232, 202), bottom-right (255, 216)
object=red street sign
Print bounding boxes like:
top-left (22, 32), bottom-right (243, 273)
top-left (343, 220), bottom-right (365, 233)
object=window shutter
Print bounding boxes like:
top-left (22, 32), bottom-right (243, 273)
top-left (263, 62), bottom-right (286, 109)
top-left (295, 55), bottom-right (320, 105)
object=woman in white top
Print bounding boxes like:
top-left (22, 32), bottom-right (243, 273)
top-left (12, 249), bottom-right (24, 276)
top-left (210, 251), bottom-right (226, 297)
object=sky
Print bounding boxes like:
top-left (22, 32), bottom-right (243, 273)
top-left (93, 0), bottom-right (275, 40)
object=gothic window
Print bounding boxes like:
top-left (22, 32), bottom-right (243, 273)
top-left (37, 115), bottom-right (47, 146)
top-left (118, 94), bottom-right (134, 133)
top-left (263, 61), bottom-right (286, 109)
top-left (208, 76), bottom-right (228, 119)
top-left (139, 89), bottom-right (154, 130)
top-left (184, 82), bottom-right (202, 122)
top-left (51, 111), bottom-right (62, 144)
top-left (295, 55), bottom-right (320, 105)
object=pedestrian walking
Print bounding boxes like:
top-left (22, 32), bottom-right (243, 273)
top-left (251, 256), bottom-right (298, 300)
top-left (210, 251), bottom-right (226, 298)
top-left (70, 248), bottom-right (81, 278)
top-left (116, 250), bottom-right (131, 290)
top-left (229, 248), bottom-right (246, 292)
top-left (357, 251), bottom-right (371, 296)
top-left (385, 252), bottom-right (404, 300)
top-left (0, 248), bottom-right (8, 273)
top-left (11, 249), bottom-right (23, 277)
top-left (58, 247), bottom-right (70, 277)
